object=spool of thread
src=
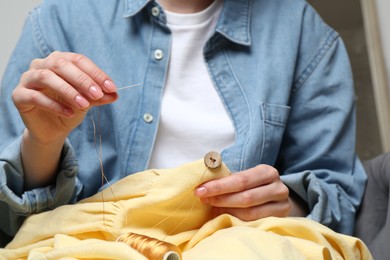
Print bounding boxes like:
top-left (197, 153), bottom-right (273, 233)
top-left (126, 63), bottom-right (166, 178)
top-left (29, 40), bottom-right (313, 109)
top-left (117, 232), bottom-right (182, 260)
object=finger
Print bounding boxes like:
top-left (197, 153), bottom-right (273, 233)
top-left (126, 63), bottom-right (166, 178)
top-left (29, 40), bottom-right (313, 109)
top-left (201, 181), bottom-right (289, 208)
top-left (39, 56), bottom-right (105, 101)
top-left (32, 52), bottom-right (117, 94)
top-left (211, 200), bottom-right (291, 221)
top-left (89, 92), bottom-right (119, 106)
top-left (196, 165), bottom-right (279, 197)
top-left (19, 69), bottom-right (90, 109)
top-left (13, 88), bottom-right (75, 118)
top-left (69, 53), bottom-right (117, 93)
top-left (65, 54), bottom-right (117, 95)
top-left (29, 57), bottom-right (44, 70)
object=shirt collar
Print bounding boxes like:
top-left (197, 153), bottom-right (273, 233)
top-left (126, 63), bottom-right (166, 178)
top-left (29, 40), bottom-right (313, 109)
top-left (122, 0), bottom-right (150, 17)
top-left (215, 0), bottom-right (252, 46)
top-left (122, 0), bottom-right (252, 46)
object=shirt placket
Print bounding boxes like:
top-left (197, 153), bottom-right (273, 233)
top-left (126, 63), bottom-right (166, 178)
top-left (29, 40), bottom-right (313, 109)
top-left (126, 4), bottom-right (172, 173)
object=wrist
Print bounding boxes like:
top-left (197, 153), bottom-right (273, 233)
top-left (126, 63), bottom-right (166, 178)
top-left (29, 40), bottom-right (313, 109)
top-left (23, 128), bottom-right (67, 147)
top-left (21, 129), bottom-right (66, 190)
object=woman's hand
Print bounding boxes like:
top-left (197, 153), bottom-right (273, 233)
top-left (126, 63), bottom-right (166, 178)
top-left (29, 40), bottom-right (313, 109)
top-left (195, 164), bottom-right (292, 221)
top-left (12, 51), bottom-right (118, 188)
top-left (12, 51), bottom-right (118, 144)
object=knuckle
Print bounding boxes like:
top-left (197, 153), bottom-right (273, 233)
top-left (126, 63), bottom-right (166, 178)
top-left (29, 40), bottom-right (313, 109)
top-left (29, 91), bottom-right (41, 104)
top-left (265, 165), bottom-right (280, 181)
top-left (281, 184), bottom-right (289, 197)
top-left (241, 191), bottom-right (255, 207)
top-left (90, 68), bottom-right (106, 82)
top-left (36, 69), bottom-right (52, 81)
top-left (278, 181), bottom-right (289, 195)
top-left (48, 51), bottom-right (64, 61)
top-left (59, 82), bottom-right (75, 97)
top-left (19, 70), bottom-right (31, 83)
top-left (50, 50), bottom-right (61, 57)
top-left (268, 166), bottom-right (279, 176)
top-left (72, 53), bottom-right (87, 65)
top-left (30, 58), bottom-right (43, 69)
top-left (236, 174), bottom-right (249, 191)
top-left (210, 180), bottom-right (223, 195)
top-left (52, 57), bottom-right (67, 69)
top-left (15, 72), bottom-right (34, 95)
top-left (254, 164), bottom-right (264, 171)
top-left (47, 99), bottom-right (59, 112)
top-left (47, 51), bottom-right (62, 64)
top-left (273, 182), bottom-right (289, 200)
top-left (75, 73), bottom-right (91, 88)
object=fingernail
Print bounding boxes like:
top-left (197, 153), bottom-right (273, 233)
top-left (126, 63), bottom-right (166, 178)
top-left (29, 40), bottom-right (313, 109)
top-left (89, 86), bottom-right (104, 99)
top-left (75, 95), bottom-right (90, 108)
top-left (104, 80), bottom-right (116, 92)
top-left (196, 187), bottom-right (207, 197)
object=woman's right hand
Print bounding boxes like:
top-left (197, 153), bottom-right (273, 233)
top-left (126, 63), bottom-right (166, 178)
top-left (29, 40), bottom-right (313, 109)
top-left (12, 51), bottom-right (118, 145)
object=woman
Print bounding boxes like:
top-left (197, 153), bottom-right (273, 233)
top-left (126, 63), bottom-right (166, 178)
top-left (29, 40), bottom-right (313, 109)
top-left (0, 0), bottom-right (366, 247)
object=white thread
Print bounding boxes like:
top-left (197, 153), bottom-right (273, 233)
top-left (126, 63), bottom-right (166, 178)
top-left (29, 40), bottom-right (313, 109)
top-left (116, 83), bottom-right (142, 91)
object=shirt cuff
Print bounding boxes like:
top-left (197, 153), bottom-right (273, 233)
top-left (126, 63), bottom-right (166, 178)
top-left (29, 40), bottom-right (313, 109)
top-left (0, 137), bottom-right (82, 216)
top-left (280, 171), bottom-right (348, 233)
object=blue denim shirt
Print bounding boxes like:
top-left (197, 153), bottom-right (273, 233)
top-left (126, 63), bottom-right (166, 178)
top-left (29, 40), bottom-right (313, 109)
top-left (0, 0), bottom-right (367, 238)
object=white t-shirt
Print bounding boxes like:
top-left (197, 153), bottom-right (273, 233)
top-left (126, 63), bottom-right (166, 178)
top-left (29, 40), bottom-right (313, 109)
top-left (148, 0), bottom-right (235, 169)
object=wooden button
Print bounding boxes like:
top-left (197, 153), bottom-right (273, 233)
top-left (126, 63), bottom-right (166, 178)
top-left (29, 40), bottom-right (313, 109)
top-left (204, 151), bottom-right (222, 169)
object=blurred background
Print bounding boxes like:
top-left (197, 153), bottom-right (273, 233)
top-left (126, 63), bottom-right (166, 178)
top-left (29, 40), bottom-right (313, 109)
top-left (0, 1), bottom-right (42, 78)
top-left (1, 0), bottom-right (389, 160)
top-left (307, 0), bottom-right (390, 160)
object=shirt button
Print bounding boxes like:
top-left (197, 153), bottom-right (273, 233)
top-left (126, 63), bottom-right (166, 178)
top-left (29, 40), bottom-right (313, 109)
top-left (154, 49), bottom-right (164, 60)
top-left (204, 151), bottom-right (222, 169)
top-left (151, 6), bottom-right (160, 17)
top-left (143, 113), bottom-right (153, 123)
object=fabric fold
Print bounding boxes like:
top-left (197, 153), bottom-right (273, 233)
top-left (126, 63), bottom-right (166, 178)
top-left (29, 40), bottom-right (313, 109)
top-left (0, 159), bottom-right (371, 260)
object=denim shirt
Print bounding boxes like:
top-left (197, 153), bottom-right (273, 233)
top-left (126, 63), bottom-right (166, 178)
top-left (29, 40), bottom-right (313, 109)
top-left (0, 0), bottom-right (367, 239)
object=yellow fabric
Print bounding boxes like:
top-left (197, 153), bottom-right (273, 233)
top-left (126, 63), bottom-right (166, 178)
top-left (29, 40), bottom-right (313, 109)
top-left (1, 160), bottom-right (372, 260)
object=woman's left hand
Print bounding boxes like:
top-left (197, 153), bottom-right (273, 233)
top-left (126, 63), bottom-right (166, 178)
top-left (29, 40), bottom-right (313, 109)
top-left (195, 164), bottom-right (291, 221)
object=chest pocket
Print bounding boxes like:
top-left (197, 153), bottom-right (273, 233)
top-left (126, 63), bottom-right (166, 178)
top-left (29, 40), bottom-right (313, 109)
top-left (260, 103), bottom-right (291, 164)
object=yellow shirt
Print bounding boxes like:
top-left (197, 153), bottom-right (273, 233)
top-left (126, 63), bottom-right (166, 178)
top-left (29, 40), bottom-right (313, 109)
top-left (1, 160), bottom-right (372, 259)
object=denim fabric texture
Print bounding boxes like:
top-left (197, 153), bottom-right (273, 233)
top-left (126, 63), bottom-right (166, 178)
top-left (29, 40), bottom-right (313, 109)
top-left (0, 0), bottom-right (367, 237)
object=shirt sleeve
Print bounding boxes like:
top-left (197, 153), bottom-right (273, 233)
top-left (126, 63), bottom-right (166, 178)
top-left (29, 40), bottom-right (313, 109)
top-left (278, 4), bottom-right (367, 235)
top-left (0, 138), bottom-right (82, 237)
top-left (0, 7), bottom-right (83, 238)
